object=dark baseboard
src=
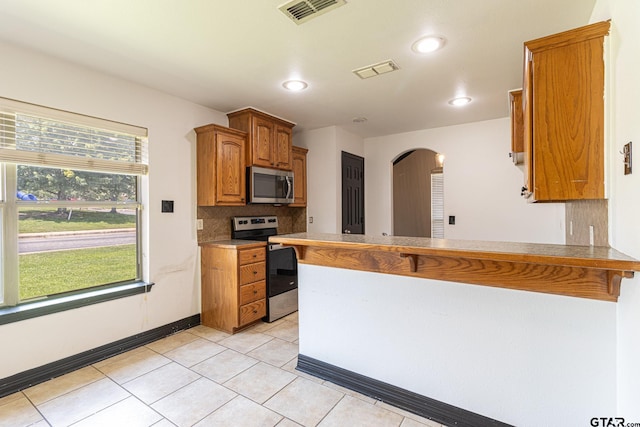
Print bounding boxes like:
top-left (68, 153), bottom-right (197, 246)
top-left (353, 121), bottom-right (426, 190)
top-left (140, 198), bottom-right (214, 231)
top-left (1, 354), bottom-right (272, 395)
top-left (0, 314), bottom-right (201, 398)
top-left (297, 354), bottom-right (513, 427)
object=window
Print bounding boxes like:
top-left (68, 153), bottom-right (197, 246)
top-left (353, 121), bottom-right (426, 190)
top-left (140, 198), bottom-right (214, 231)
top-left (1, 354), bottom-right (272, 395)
top-left (0, 97), bottom-right (148, 310)
top-left (431, 171), bottom-right (444, 238)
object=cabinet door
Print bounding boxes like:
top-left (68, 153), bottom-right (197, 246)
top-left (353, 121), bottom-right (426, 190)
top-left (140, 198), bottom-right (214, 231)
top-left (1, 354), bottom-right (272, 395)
top-left (290, 147), bottom-right (307, 207)
top-left (252, 116), bottom-right (275, 167)
top-left (274, 125), bottom-right (292, 170)
top-left (531, 38), bottom-right (605, 201)
top-left (523, 21), bottom-right (608, 202)
top-left (509, 89), bottom-right (524, 164)
top-left (215, 131), bottom-right (246, 205)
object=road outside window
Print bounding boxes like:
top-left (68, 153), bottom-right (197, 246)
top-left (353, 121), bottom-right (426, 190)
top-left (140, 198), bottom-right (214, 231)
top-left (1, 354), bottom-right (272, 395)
top-left (17, 166), bottom-right (139, 300)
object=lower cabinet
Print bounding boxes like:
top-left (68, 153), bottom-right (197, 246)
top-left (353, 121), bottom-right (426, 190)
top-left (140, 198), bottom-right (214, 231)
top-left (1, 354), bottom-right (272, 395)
top-left (200, 242), bottom-right (266, 333)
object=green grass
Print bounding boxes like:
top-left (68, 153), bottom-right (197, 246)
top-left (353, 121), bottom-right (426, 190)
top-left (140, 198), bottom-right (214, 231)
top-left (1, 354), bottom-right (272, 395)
top-left (19, 244), bottom-right (137, 300)
top-left (19, 209), bottom-right (136, 233)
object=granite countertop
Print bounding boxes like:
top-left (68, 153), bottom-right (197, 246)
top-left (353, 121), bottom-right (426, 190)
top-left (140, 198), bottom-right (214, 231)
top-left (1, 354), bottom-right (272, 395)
top-left (269, 232), bottom-right (640, 271)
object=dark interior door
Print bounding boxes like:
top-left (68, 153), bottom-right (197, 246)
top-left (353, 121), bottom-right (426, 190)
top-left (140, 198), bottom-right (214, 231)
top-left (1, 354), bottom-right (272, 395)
top-left (342, 151), bottom-right (364, 234)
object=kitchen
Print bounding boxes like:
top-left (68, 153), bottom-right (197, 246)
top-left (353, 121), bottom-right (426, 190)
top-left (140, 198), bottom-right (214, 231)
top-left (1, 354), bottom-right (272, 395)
top-left (0, 0), bottom-right (639, 426)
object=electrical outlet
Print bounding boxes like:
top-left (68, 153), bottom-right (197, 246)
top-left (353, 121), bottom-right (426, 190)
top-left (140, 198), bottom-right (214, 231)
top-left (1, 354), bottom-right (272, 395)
top-left (196, 219), bottom-right (203, 230)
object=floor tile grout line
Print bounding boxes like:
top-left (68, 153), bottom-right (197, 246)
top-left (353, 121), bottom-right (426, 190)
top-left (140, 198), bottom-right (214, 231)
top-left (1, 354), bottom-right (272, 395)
top-left (93, 352), bottom-right (173, 387)
top-left (43, 376), bottom-right (133, 427)
top-left (65, 390), bottom-right (161, 427)
top-left (20, 390), bottom-right (51, 427)
top-left (313, 392), bottom-right (348, 427)
top-left (21, 366), bottom-right (108, 408)
top-left (149, 377), bottom-right (239, 427)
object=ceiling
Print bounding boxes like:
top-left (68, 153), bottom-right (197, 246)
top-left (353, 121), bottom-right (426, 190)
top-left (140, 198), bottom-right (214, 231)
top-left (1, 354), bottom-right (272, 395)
top-left (0, 0), bottom-right (596, 138)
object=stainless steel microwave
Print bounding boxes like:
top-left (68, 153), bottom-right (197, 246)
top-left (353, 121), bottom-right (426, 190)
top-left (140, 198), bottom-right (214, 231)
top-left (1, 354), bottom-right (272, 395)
top-left (247, 166), bottom-right (294, 204)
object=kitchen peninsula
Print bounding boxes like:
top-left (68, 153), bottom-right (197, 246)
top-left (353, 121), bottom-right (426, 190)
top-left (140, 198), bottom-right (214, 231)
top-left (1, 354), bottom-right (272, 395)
top-left (269, 232), bottom-right (640, 426)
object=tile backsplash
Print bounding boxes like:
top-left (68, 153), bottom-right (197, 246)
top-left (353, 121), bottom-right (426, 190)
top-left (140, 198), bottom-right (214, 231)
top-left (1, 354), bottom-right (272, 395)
top-left (197, 205), bottom-right (306, 243)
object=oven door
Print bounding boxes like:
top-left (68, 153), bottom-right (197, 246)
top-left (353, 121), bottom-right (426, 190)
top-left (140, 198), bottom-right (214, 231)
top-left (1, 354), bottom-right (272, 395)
top-left (267, 244), bottom-right (298, 297)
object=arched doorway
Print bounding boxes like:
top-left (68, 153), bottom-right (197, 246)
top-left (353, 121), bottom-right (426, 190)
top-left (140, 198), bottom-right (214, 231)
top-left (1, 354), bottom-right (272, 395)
top-left (392, 149), bottom-right (444, 237)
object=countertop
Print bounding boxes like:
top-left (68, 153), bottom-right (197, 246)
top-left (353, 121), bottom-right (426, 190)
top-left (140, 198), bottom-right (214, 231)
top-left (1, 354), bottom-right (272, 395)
top-left (268, 233), bottom-right (640, 302)
top-left (269, 232), bottom-right (640, 270)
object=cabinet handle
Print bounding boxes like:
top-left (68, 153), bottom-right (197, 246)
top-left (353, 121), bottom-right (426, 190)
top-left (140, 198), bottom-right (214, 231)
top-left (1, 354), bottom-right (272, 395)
top-left (253, 310), bottom-right (258, 314)
top-left (252, 254), bottom-right (257, 258)
top-left (253, 290), bottom-right (258, 294)
top-left (253, 271), bottom-right (257, 275)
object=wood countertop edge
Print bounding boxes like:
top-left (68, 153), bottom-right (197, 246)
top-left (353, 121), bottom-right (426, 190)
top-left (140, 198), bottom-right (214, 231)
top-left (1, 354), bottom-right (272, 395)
top-left (268, 234), bottom-right (640, 272)
top-left (269, 233), bottom-right (638, 302)
top-left (199, 240), bottom-right (266, 249)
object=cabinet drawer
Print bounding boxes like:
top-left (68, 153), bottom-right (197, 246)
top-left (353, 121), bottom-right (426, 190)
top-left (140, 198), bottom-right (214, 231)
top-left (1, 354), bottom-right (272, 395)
top-left (239, 261), bottom-right (266, 284)
top-left (239, 299), bottom-right (266, 326)
top-left (240, 280), bottom-right (266, 305)
top-left (239, 248), bottom-right (266, 265)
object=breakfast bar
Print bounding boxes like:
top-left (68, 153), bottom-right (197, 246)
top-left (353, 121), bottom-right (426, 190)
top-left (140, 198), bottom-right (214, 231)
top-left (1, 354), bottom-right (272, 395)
top-left (270, 232), bottom-right (640, 302)
top-left (269, 233), bottom-right (640, 426)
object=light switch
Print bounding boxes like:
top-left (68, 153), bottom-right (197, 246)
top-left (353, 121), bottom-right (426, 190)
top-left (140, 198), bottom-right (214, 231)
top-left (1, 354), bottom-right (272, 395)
top-left (161, 200), bottom-right (174, 213)
top-left (623, 141), bottom-right (632, 175)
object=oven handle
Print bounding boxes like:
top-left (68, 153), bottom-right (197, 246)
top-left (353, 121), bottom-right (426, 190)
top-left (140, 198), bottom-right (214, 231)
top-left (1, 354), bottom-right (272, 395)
top-left (269, 243), bottom-right (290, 251)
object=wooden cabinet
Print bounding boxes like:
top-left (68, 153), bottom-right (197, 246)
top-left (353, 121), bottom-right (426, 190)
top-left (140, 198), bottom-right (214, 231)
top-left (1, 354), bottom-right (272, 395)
top-left (508, 89), bottom-right (524, 165)
top-left (227, 108), bottom-right (295, 170)
top-left (522, 21), bottom-right (609, 202)
top-left (290, 146), bottom-right (308, 207)
top-left (201, 242), bottom-right (267, 333)
top-left (195, 124), bottom-right (247, 206)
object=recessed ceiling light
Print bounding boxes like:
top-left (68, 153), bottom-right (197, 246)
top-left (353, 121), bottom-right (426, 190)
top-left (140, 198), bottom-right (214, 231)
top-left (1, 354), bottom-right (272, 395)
top-left (283, 80), bottom-right (308, 91)
top-left (411, 36), bottom-right (446, 54)
top-left (448, 97), bottom-right (472, 106)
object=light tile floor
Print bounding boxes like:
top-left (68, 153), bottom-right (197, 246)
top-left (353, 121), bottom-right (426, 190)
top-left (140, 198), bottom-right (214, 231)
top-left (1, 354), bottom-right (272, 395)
top-left (0, 313), bottom-right (445, 427)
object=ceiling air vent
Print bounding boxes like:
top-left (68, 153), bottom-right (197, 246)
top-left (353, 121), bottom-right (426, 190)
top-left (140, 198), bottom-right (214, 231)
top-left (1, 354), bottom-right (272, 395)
top-left (352, 60), bottom-right (400, 79)
top-left (279, 0), bottom-right (346, 25)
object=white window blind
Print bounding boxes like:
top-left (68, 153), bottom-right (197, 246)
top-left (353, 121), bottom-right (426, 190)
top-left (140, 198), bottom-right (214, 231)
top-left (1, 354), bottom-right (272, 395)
top-left (431, 171), bottom-right (444, 238)
top-left (0, 97), bottom-right (148, 175)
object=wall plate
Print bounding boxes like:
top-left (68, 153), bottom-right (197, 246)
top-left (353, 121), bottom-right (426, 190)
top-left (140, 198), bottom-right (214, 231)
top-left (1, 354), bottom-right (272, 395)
top-left (623, 141), bottom-right (632, 175)
top-left (161, 200), bottom-right (174, 213)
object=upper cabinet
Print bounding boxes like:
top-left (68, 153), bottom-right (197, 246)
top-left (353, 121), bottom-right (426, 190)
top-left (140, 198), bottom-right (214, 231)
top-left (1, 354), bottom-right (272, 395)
top-left (522, 21), bottom-right (610, 202)
top-left (508, 89), bottom-right (524, 165)
top-left (195, 124), bottom-right (247, 206)
top-left (227, 108), bottom-right (295, 171)
top-left (290, 146), bottom-right (308, 207)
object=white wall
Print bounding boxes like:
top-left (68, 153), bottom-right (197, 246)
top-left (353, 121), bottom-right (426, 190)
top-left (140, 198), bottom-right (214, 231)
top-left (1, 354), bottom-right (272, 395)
top-left (294, 127), bottom-right (337, 233)
top-left (0, 40), bottom-right (226, 378)
top-left (590, 0), bottom-right (640, 418)
top-left (294, 126), bottom-right (364, 233)
top-left (364, 118), bottom-right (565, 243)
top-left (299, 264), bottom-right (616, 426)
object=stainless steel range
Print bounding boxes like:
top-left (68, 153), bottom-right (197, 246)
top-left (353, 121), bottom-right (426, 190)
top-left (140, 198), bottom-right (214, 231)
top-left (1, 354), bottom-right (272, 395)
top-left (231, 216), bottom-right (298, 322)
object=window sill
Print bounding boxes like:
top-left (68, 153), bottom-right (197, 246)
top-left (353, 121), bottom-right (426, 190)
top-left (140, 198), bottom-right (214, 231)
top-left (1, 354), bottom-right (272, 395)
top-left (0, 281), bottom-right (154, 326)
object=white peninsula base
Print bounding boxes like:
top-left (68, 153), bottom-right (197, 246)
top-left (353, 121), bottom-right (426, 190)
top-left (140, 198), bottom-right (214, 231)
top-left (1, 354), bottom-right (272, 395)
top-left (296, 264), bottom-right (616, 427)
